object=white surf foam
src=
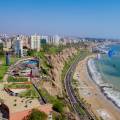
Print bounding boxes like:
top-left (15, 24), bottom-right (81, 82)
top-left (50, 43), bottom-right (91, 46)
top-left (87, 58), bottom-right (120, 108)
top-left (88, 58), bottom-right (103, 85)
top-left (103, 87), bottom-right (120, 107)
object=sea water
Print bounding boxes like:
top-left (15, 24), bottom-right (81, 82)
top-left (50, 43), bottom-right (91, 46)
top-left (88, 44), bottom-right (120, 108)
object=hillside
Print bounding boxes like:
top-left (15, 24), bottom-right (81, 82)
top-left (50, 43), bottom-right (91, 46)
top-left (41, 47), bottom-right (78, 96)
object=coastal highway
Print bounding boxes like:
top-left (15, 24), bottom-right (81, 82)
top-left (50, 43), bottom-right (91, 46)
top-left (64, 54), bottom-right (95, 120)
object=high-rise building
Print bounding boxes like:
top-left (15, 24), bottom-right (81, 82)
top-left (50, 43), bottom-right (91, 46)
top-left (20, 35), bottom-right (30, 48)
top-left (15, 36), bottom-right (23, 57)
top-left (53, 35), bottom-right (60, 45)
top-left (30, 34), bottom-right (41, 51)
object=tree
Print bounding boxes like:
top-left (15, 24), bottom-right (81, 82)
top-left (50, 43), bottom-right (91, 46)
top-left (23, 109), bottom-right (47, 120)
top-left (0, 43), bottom-right (4, 56)
top-left (52, 101), bottom-right (64, 113)
top-left (27, 50), bottom-right (36, 56)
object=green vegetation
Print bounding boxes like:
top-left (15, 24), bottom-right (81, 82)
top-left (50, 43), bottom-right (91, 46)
top-left (28, 45), bottom-right (65, 56)
top-left (39, 88), bottom-right (64, 105)
top-left (19, 85), bottom-right (39, 98)
top-left (0, 43), bottom-right (3, 56)
top-left (4, 83), bottom-right (31, 89)
top-left (61, 50), bottom-right (90, 82)
top-left (39, 88), bottom-right (67, 119)
top-left (52, 112), bottom-right (67, 120)
top-left (0, 63), bottom-right (8, 81)
top-left (39, 89), bottom-right (64, 113)
top-left (41, 44), bottom-right (65, 55)
top-left (61, 50), bottom-right (91, 116)
top-left (23, 109), bottom-right (47, 120)
top-left (52, 101), bottom-right (64, 113)
top-left (7, 76), bottom-right (28, 82)
top-left (76, 104), bottom-right (86, 115)
top-left (27, 50), bottom-right (36, 56)
top-left (27, 45), bottom-right (65, 71)
top-left (6, 77), bottom-right (38, 98)
top-left (53, 114), bottom-right (62, 120)
top-left (0, 55), bottom-right (18, 81)
top-left (27, 48), bottom-right (52, 75)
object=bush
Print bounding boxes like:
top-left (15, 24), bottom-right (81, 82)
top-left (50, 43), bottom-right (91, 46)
top-left (52, 101), bottom-right (64, 113)
top-left (41, 67), bottom-right (48, 75)
top-left (27, 50), bottom-right (36, 56)
top-left (23, 109), bottom-right (47, 120)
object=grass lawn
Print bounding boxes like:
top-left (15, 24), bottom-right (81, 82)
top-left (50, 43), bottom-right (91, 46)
top-left (19, 85), bottom-right (39, 98)
top-left (7, 76), bottom-right (28, 82)
top-left (39, 88), bottom-right (65, 108)
top-left (0, 55), bottom-right (18, 81)
top-left (4, 83), bottom-right (31, 89)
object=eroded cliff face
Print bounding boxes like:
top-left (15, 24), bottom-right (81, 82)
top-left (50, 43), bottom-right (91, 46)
top-left (42, 47), bottom-right (78, 96)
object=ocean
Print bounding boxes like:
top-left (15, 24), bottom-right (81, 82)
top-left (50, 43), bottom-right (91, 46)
top-left (88, 44), bottom-right (120, 108)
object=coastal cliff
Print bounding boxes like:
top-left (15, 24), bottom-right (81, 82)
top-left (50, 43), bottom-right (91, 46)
top-left (42, 47), bottom-right (78, 96)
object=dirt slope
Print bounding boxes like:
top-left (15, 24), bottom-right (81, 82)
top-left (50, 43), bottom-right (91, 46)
top-left (42, 47), bottom-right (78, 96)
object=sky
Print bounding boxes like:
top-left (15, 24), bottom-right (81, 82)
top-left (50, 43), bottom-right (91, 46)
top-left (0, 0), bottom-right (120, 38)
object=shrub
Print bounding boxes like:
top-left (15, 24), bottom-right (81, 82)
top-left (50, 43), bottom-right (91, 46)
top-left (23, 109), bottom-right (47, 120)
top-left (52, 101), bottom-right (64, 113)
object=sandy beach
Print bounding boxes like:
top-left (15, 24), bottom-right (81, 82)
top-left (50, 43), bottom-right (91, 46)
top-left (73, 55), bottom-right (120, 120)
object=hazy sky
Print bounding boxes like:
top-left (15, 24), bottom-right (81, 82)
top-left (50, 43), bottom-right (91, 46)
top-left (0, 0), bottom-right (120, 38)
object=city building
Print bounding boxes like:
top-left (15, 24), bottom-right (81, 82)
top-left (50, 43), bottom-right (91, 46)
top-left (20, 35), bottom-right (30, 48)
top-left (53, 35), bottom-right (60, 45)
top-left (3, 38), bottom-right (12, 49)
top-left (47, 35), bottom-right (60, 45)
top-left (15, 36), bottom-right (23, 57)
top-left (30, 34), bottom-right (41, 51)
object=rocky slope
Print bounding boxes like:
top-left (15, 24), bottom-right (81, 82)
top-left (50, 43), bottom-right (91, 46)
top-left (42, 47), bottom-right (78, 96)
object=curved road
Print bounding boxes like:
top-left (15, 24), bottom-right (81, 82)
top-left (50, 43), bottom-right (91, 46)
top-left (64, 54), bottom-right (95, 120)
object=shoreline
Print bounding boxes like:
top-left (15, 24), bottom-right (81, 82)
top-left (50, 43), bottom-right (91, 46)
top-left (73, 55), bottom-right (120, 120)
top-left (86, 58), bottom-right (120, 110)
top-left (87, 57), bottom-right (120, 110)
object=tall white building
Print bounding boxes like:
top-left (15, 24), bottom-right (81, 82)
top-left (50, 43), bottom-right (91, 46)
top-left (30, 34), bottom-right (41, 51)
top-left (15, 36), bottom-right (23, 57)
top-left (53, 35), bottom-right (60, 45)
